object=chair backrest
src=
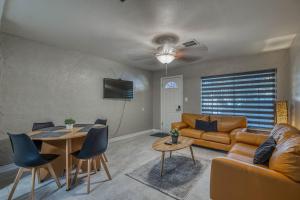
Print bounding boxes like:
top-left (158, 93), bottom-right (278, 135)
top-left (32, 121), bottom-right (55, 131)
top-left (7, 133), bottom-right (41, 167)
top-left (78, 127), bottom-right (108, 159)
top-left (94, 118), bottom-right (107, 125)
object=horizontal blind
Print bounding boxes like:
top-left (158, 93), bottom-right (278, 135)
top-left (201, 69), bottom-right (276, 130)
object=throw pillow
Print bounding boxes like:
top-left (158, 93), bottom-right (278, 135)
top-left (195, 120), bottom-right (217, 132)
top-left (253, 136), bottom-right (276, 165)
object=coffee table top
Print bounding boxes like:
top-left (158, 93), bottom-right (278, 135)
top-left (152, 136), bottom-right (194, 152)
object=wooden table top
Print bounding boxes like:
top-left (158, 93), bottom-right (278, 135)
top-left (152, 136), bottom-right (194, 152)
top-left (28, 124), bottom-right (106, 141)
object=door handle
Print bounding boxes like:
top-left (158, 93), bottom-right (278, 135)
top-left (176, 105), bottom-right (181, 112)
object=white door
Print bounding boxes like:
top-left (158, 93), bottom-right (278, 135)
top-left (161, 75), bottom-right (183, 132)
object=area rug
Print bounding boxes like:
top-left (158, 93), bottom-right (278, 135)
top-left (126, 155), bottom-right (210, 200)
top-left (150, 132), bottom-right (169, 137)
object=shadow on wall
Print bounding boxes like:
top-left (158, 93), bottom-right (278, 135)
top-left (0, 138), bottom-right (13, 166)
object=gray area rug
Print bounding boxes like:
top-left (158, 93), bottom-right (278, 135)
top-left (126, 155), bottom-right (210, 200)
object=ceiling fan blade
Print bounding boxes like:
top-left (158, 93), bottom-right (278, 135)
top-left (176, 55), bottom-right (202, 63)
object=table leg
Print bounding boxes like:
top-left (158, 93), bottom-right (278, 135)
top-left (160, 152), bottom-right (165, 177)
top-left (169, 151), bottom-right (172, 158)
top-left (65, 139), bottom-right (72, 191)
top-left (190, 146), bottom-right (196, 164)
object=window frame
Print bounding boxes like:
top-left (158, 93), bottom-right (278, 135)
top-left (200, 69), bottom-right (277, 130)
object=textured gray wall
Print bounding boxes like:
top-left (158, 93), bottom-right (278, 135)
top-left (153, 50), bottom-right (291, 129)
top-left (290, 35), bottom-right (300, 129)
top-left (0, 34), bottom-right (153, 140)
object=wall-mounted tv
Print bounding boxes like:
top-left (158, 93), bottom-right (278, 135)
top-left (103, 78), bottom-right (134, 99)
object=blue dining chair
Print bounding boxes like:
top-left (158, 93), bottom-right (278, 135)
top-left (7, 133), bottom-right (61, 200)
top-left (72, 127), bottom-right (111, 193)
top-left (32, 121), bottom-right (55, 151)
top-left (94, 119), bottom-right (109, 162)
top-left (94, 118), bottom-right (107, 125)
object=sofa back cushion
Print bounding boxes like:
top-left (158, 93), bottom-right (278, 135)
top-left (269, 134), bottom-right (300, 182)
top-left (210, 115), bottom-right (247, 133)
top-left (270, 124), bottom-right (299, 144)
top-left (182, 113), bottom-right (209, 129)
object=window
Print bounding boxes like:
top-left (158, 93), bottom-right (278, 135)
top-left (201, 69), bottom-right (277, 130)
top-left (165, 81), bottom-right (177, 89)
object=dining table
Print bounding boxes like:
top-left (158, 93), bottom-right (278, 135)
top-left (28, 124), bottom-right (106, 191)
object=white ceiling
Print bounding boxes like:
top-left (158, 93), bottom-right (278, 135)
top-left (1, 0), bottom-right (300, 70)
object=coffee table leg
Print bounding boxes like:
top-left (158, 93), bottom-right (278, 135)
top-left (190, 146), bottom-right (196, 164)
top-left (169, 151), bottom-right (172, 158)
top-left (160, 152), bottom-right (165, 177)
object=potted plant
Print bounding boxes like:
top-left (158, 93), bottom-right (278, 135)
top-left (64, 118), bottom-right (76, 129)
top-left (170, 128), bottom-right (180, 144)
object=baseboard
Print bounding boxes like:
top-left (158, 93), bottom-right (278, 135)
top-left (109, 129), bottom-right (154, 143)
top-left (152, 129), bottom-right (162, 132)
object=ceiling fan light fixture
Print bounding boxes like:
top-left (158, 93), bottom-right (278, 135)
top-left (155, 45), bottom-right (176, 64)
top-left (156, 53), bottom-right (175, 64)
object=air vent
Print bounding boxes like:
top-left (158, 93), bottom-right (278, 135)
top-left (182, 39), bottom-right (199, 47)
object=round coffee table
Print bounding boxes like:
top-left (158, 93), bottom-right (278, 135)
top-left (152, 136), bottom-right (195, 176)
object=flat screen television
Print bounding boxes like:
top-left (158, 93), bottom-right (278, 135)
top-left (103, 78), bottom-right (134, 99)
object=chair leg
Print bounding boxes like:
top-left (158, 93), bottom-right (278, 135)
top-left (100, 154), bottom-right (112, 180)
top-left (98, 156), bottom-right (102, 171)
top-left (47, 164), bottom-right (61, 188)
top-left (31, 168), bottom-right (36, 200)
top-left (73, 160), bottom-right (82, 185)
top-left (87, 159), bottom-right (91, 193)
top-left (103, 153), bottom-right (108, 162)
top-left (37, 168), bottom-right (42, 184)
top-left (93, 159), bottom-right (97, 174)
top-left (8, 168), bottom-right (24, 200)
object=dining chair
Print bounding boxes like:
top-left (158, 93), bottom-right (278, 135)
top-left (32, 121), bottom-right (55, 151)
top-left (72, 127), bottom-right (111, 193)
top-left (94, 119), bottom-right (109, 162)
top-left (7, 133), bottom-right (61, 200)
top-left (32, 121), bottom-right (56, 183)
top-left (94, 118), bottom-right (107, 125)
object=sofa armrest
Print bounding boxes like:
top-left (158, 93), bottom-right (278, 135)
top-left (171, 122), bottom-right (188, 130)
top-left (230, 128), bottom-right (247, 145)
top-left (210, 157), bottom-right (300, 200)
top-left (235, 132), bottom-right (269, 146)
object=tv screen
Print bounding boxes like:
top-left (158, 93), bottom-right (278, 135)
top-left (103, 78), bottom-right (133, 99)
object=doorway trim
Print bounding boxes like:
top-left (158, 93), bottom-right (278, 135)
top-left (160, 75), bottom-right (183, 131)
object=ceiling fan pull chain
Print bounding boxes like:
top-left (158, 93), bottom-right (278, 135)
top-left (165, 63), bottom-right (168, 76)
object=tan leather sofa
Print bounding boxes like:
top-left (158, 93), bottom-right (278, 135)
top-left (210, 124), bottom-right (300, 200)
top-left (171, 113), bottom-right (247, 151)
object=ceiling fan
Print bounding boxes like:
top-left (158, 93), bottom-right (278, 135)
top-left (128, 33), bottom-right (208, 75)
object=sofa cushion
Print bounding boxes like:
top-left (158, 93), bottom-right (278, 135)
top-left (253, 136), bottom-right (276, 165)
top-left (230, 143), bottom-right (257, 158)
top-left (180, 128), bottom-right (204, 139)
top-left (269, 135), bottom-right (300, 182)
top-left (227, 152), bottom-right (254, 164)
top-left (210, 115), bottom-right (247, 132)
top-left (236, 132), bottom-right (269, 146)
top-left (195, 120), bottom-right (217, 131)
top-left (202, 132), bottom-right (230, 144)
top-left (182, 113), bottom-right (209, 129)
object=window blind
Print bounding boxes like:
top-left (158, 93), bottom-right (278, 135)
top-left (201, 69), bottom-right (277, 130)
